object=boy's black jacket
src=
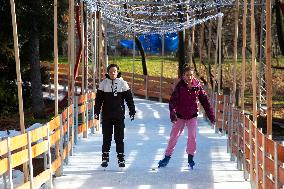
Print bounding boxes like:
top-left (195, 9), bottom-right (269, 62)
top-left (94, 73), bottom-right (136, 120)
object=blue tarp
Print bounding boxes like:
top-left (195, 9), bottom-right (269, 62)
top-left (119, 33), bottom-right (178, 54)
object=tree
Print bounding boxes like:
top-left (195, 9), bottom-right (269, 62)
top-left (0, 0), bottom-right (68, 118)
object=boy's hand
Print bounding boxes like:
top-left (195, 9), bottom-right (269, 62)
top-left (129, 110), bottom-right (136, 121)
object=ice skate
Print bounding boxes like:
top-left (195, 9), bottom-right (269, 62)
top-left (158, 155), bottom-right (171, 168)
top-left (188, 154), bottom-right (195, 170)
top-left (117, 153), bottom-right (125, 170)
top-left (101, 152), bottom-right (109, 170)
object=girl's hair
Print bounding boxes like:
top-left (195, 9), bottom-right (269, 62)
top-left (107, 64), bottom-right (119, 72)
top-left (182, 65), bottom-right (194, 75)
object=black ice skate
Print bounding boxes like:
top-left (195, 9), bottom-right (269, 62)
top-left (101, 152), bottom-right (109, 168)
top-left (117, 153), bottom-right (125, 168)
top-left (158, 155), bottom-right (171, 168)
top-left (188, 154), bottom-right (195, 170)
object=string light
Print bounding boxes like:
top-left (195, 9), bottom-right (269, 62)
top-left (85, 0), bottom-right (232, 34)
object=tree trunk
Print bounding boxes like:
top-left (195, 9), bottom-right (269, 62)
top-left (29, 17), bottom-right (45, 118)
top-left (134, 36), bottom-right (147, 76)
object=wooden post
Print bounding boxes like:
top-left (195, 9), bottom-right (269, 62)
top-left (7, 138), bottom-right (13, 188)
top-left (81, 2), bottom-right (85, 95)
top-left (251, 0), bottom-right (257, 125)
top-left (132, 31), bottom-right (135, 92)
top-left (241, 0), bottom-right (247, 112)
top-left (46, 127), bottom-right (53, 188)
top-left (274, 142), bottom-right (279, 189)
top-left (9, 0), bottom-right (28, 181)
top-left (254, 126), bottom-right (259, 187)
top-left (217, 16), bottom-right (222, 93)
top-left (70, 0), bottom-right (75, 155)
top-left (212, 17), bottom-right (220, 97)
top-left (262, 133), bottom-right (266, 188)
top-left (27, 131), bottom-right (34, 189)
top-left (207, 20), bottom-right (212, 92)
top-left (86, 11), bottom-right (89, 94)
top-left (54, 0), bottom-right (59, 116)
top-left (199, 22), bottom-right (204, 73)
top-left (160, 32), bottom-right (164, 102)
top-left (98, 11), bottom-right (102, 83)
top-left (104, 20), bottom-right (108, 69)
top-left (92, 13), bottom-right (96, 92)
top-left (189, 19), bottom-right (195, 65)
top-left (265, 0), bottom-right (272, 136)
top-left (233, 0), bottom-right (239, 108)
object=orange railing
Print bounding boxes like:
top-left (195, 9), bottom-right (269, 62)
top-left (213, 92), bottom-right (284, 189)
top-left (0, 92), bottom-right (98, 188)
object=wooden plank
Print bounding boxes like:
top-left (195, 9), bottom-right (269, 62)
top-left (279, 166), bottom-right (284, 184)
top-left (78, 94), bottom-right (86, 104)
top-left (68, 105), bottom-right (73, 115)
top-left (217, 94), bottom-right (224, 101)
top-left (10, 133), bottom-right (28, 151)
top-left (30, 125), bottom-right (48, 143)
top-left (256, 129), bottom-right (263, 148)
top-left (52, 157), bottom-right (61, 173)
top-left (265, 137), bottom-right (274, 156)
top-left (63, 122), bottom-right (68, 134)
top-left (278, 143), bottom-right (284, 163)
top-left (61, 108), bottom-right (68, 122)
top-left (265, 175), bottom-right (275, 189)
top-left (0, 139), bottom-right (8, 156)
top-left (244, 116), bottom-right (250, 129)
top-left (31, 140), bottom-right (49, 158)
top-left (78, 104), bottom-right (86, 114)
top-left (16, 168), bottom-right (51, 189)
top-left (265, 156), bottom-right (274, 175)
top-left (50, 129), bottom-right (60, 146)
top-left (217, 103), bottom-right (224, 110)
top-left (258, 147), bottom-right (263, 163)
top-left (16, 181), bottom-right (30, 189)
top-left (33, 169), bottom-right (51, 189)
top-left (11, 149), bottom-right (28, 168)
top-left (88, 120), bottom-right (94, 128)
top-left (49, 115), bottom-right (61, 131)
top-left (258, 164), bottom-right (263, 182)
top-left (0, 158), bottom-right (8, 175)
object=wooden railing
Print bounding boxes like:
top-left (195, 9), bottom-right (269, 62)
top-left (0, 92), bottom-right (98, 189)
top-left (213, 92), bottom-right (284, 189)
top-left (41, 63), bottom-right (176, 101)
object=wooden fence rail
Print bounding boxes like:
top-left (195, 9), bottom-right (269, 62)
top-left (41, 63), bottom-right (175, 101)
top-left (0, 92), bottom-right (98, 189)
top-left (213, 92), bottom-right (284, 189)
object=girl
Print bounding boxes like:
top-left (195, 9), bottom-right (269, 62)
top-left (158, 66), bottom-right (215, 169)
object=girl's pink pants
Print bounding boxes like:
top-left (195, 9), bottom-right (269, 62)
top-left (165, 117), bottom-right (197, 156)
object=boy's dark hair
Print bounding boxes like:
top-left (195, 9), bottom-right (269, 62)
top-left (107, 64), bottom-right (119, 72)
top-left (182, 65), bottom-right (194, 74)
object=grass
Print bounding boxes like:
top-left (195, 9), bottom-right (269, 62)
top-left (108, 56), bottom-right (179, 78)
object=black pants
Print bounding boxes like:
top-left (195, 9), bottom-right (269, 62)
top-left (102, 118), bottom-right (125, 154)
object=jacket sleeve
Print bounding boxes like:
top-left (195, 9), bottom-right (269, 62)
top-left (198, 87), bottom-right (215, 123)
top-left (94, 82), bottom-right (104, 117)
top-left (122, 81), bottom-right (136, 115)
top-left (169, 83), bottom-right (179, 122)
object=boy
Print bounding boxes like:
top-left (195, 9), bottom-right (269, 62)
top-left (94, 64), bottom-right (136, 168)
